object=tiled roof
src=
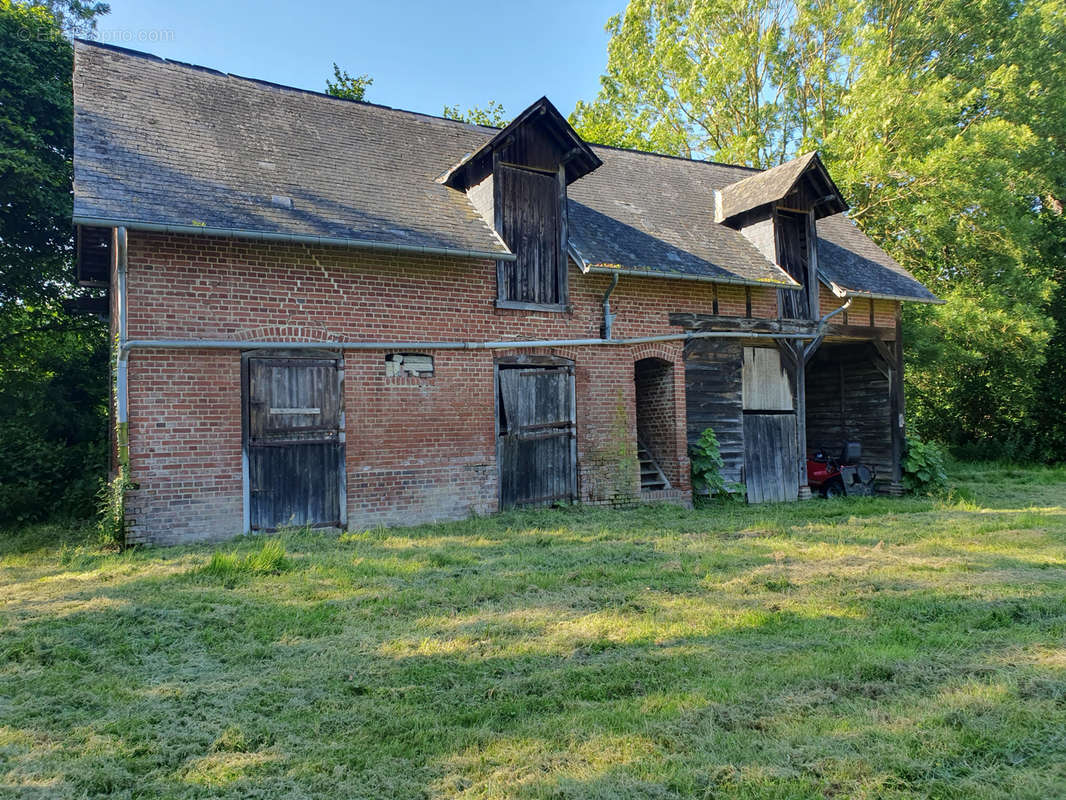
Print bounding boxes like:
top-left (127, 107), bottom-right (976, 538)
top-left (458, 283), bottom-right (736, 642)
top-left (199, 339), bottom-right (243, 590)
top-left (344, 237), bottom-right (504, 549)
top-left (568, 148), bottom-right (798, 286)
top-left (715, 152), bottom-right (820, 222)
top-left (73, 40), bottom-right (937, 301)
top-left (816, 214), bottom-right (941, 303)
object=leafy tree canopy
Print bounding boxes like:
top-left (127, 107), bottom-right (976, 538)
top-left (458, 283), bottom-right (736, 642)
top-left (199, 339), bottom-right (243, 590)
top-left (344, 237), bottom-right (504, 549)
top-left (572, 0), bottom-right (1066, 457)
top-left (325, 63), bottom-right (372, 101)
top-left (0, 0), bottom-right (110, 523)
top-left (35, 0), bottom-right (109, 35)
top-left (443, 100), bottom-right (509, 127)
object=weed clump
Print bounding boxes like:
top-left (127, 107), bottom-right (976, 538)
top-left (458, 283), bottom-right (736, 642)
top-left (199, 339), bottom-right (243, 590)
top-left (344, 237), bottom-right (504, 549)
top-left (200, 539), bottom-right (290, 579)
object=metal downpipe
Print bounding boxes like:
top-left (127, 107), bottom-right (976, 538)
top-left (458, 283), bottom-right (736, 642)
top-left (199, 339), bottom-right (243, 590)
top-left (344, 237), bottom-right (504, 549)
top-left (114, 227), bottom-right (129, 467)
top-left (601, 273), bottom-right (619, 340)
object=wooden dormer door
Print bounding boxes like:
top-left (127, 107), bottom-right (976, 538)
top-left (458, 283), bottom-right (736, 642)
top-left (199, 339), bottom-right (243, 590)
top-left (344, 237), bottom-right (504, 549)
top-left (776, 210), bottom-right (812, 319)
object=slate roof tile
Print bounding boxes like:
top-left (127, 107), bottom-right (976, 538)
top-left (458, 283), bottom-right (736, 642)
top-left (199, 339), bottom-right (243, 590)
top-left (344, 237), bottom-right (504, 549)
top-left (73, 40), bottom-right (937, 302)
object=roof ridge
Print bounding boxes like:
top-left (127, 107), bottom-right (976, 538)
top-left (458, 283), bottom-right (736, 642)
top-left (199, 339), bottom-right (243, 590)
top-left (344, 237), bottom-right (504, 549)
top-left (587, 141), bottom-right (762, 173)
top-left (73, 38), bottom-right (502, 133)
top-left (73, 39), bottom-right (765, 174)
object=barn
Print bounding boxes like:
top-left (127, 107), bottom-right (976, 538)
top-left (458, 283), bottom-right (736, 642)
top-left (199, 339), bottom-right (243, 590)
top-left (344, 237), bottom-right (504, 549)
top-left (72, 41), bottom-right (939, 545)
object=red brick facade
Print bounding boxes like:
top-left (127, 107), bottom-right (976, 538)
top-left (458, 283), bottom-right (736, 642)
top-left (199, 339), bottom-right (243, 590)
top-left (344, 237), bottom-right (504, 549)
top-left (118, 231), bottom-right (785, 543)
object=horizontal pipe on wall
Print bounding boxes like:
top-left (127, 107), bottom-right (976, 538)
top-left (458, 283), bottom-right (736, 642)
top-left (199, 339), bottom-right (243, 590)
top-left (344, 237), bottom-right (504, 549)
top-left (118, 328), bottom-right (822, 362)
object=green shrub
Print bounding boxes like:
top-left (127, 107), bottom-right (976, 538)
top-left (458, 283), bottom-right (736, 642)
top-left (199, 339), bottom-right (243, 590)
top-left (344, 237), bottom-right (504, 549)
top-left (689, 427), bottom-right (729, 497)
top-left (903, 437), bottom-right (950, 495)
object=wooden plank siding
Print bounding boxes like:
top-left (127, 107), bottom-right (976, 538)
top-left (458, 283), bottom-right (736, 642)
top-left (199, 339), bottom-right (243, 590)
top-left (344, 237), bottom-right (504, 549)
top-left (683, 339), bottom-right (745, 485)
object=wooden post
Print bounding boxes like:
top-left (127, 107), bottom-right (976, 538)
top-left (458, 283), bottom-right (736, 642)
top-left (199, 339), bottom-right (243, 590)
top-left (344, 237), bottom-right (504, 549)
top-left (890, 307), bottom-right (906, 494)
top-left (795, 345), bottom-right (810, 499)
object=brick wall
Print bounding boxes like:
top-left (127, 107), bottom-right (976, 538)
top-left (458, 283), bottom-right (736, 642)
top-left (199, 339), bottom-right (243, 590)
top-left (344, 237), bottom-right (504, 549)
top-left (121, 232), bottom-right (782, 542)
top-left (818, 284), bottom-right (900, 330)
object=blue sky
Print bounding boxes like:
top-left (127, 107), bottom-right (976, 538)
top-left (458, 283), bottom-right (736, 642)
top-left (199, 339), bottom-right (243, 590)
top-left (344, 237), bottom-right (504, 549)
top-left (95, 0), bottom-right (625, 119)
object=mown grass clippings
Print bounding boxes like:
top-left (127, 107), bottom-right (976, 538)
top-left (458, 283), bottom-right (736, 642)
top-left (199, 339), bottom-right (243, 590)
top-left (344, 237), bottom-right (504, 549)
top-left (1, 465), bottom-right (1065, 798)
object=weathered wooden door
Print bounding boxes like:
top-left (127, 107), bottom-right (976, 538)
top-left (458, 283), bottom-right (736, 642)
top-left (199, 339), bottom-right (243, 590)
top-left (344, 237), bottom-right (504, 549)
top-left (742, 347), bottom-right (798, 503)
top-left (743, 414), bottom-right (799, 503)
top-left (497, 164), bottom-right (564, 306)
top-left (245, 355), bottom-right (344, 530)
top-left (497, 364), bottom-right (576, 509)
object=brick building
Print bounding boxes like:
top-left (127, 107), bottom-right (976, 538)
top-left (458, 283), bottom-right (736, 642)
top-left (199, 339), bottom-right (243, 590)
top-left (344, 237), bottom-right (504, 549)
top-left (73, 41), bottom-right (939, 545)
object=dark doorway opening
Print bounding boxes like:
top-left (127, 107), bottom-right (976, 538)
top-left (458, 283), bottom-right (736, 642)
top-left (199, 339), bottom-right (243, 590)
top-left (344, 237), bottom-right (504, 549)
top-left (805, 342), bottom-right (894, 490)
top-left (634, 357), bottom-right (675, 490)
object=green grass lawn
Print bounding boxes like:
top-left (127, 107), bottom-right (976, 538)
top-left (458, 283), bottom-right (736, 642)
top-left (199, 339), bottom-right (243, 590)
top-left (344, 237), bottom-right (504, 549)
top-left (2, 464), bottom-right (1065, 799)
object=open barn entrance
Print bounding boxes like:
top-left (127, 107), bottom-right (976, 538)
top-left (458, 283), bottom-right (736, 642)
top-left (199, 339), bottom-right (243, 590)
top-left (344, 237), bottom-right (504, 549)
top-left (634, 358), bottom-right (675, 491)
top-left (804, 342), bottom-right (896, 492)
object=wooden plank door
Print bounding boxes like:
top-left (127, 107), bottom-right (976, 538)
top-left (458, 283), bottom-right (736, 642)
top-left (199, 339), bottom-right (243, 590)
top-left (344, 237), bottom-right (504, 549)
top-left (743, 413), bottom-right (799, 503)
top-left (497, 164), bottom-right (563, 305)
top-left (497, 365), bottom-right (576, 509)
top-left (245, 355), bottom-right (344, 530)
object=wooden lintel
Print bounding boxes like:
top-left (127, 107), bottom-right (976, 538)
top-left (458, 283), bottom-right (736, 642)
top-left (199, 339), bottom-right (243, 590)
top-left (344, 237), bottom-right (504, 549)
top-left (824, 323), bottom-right (896, 341)
top-left (497, 160), bottom-right (558, 176)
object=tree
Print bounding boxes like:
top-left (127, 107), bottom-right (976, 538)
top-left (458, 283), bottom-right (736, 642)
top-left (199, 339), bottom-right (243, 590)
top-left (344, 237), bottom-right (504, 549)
top-left (443, 100), bottom-right (509, 127)
top-left (36, 0), bottom-right (110, 36)
top-left (1, 1), bottom-right (77, 307)
top-left (573, 0), bottom-right (1066, 459)
top-left (325, 63), bottom-right (372, 101)
top-left (0, 0), bottom-right (110, 523)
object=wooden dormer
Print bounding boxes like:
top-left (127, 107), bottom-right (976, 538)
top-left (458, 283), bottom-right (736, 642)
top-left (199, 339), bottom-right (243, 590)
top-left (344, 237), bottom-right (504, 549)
top-left (442, 98), bottom-right (602, 311)
top-left (715, 153), bottom-right (848, 321)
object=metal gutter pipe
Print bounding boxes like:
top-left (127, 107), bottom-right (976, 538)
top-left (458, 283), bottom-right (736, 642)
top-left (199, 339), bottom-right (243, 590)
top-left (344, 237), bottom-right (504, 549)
top-left (117, 328), bottom-right (819, 362)
top-left (114, 226), bottom-right (130, 467)
top-left (817, 296), bottom-right (852, 328)
top-left (601, 272), bottom-right (619, 339)
top-left (72, 216), bottom-right (518, 263)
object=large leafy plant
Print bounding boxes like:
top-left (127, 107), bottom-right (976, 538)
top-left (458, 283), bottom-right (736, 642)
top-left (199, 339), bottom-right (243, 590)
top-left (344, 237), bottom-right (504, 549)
top-left (902, 437), bottom-right (949, 495)
top-left (689, 427), bottom-right (728, 497)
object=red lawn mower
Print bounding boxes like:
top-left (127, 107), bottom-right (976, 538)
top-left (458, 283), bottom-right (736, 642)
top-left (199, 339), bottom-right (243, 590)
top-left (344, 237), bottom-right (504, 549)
top-left (807, 441), bottom-right (877, 498)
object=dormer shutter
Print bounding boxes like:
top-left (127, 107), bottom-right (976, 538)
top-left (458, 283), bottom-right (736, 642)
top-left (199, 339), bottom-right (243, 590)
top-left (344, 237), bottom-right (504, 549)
top-left (496, 163), bottom-right (565, 308)
top-left (441, 98), bottom-right (600, 312)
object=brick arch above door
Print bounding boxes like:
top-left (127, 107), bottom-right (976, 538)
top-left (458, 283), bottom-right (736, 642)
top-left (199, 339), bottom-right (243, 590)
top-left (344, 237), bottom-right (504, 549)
top-left (235, 324), bottom-right (340, 343)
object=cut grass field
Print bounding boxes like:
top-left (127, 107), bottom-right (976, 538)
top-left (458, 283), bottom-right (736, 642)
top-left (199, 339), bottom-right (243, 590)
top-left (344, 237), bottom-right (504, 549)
top-left (2, 463), bottom-right (1065, 799)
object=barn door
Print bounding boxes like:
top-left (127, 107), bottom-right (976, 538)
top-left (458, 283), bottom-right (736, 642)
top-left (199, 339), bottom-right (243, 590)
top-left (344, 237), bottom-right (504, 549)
top-left (743, 414), bottom-right (799, 503)
top-left (497, 364), bottom-right (576, 509)
top-left (245, 354), bottom-right (344, 530)
top-left (742, 347), bottom-right (799, 503)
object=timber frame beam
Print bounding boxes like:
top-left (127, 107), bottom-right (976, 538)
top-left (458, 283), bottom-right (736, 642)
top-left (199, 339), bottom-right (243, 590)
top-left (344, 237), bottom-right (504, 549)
top-left (668, 312), bottom-right (894, 342)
